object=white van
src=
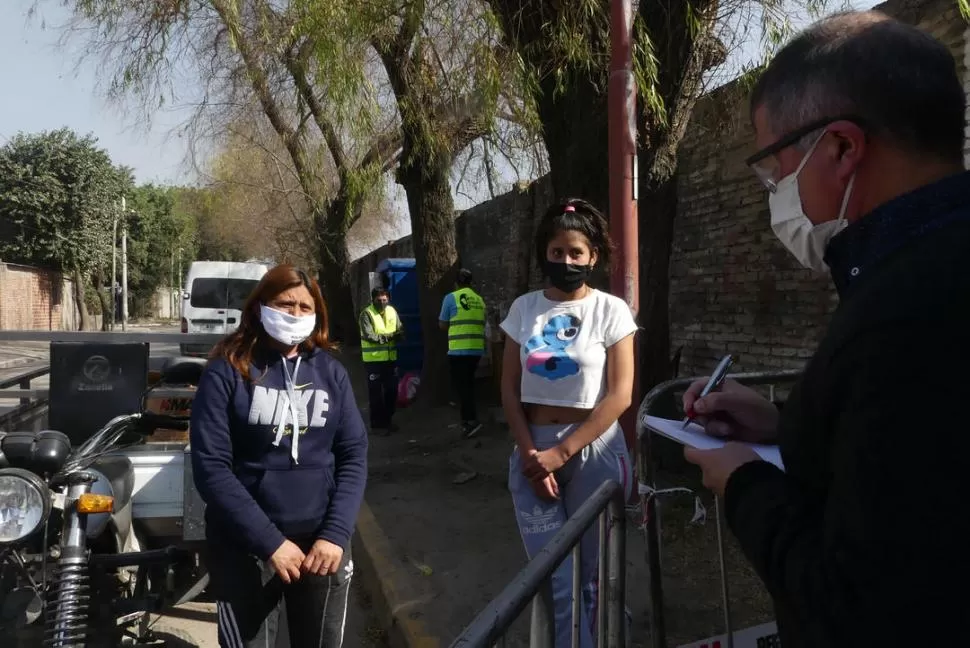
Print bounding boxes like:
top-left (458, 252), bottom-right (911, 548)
top-left (180, 261), bottom-right (270, 356)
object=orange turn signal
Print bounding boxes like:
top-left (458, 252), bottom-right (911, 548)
top-left (77, 493), bottom-right (114, 514)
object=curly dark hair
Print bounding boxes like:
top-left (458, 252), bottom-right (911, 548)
top-left (533, 198), bottom-right (614, 270)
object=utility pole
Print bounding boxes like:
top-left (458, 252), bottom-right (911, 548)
top-left (170, 250), bottom-right (175, 320)
top-left (609, 0), bottom-right (639, 447)
top-left (609, 3), bottom-right (659, 643)
top-left (111, 214), bottom-right (118, 331)
top-left (121, 196), bottom-right (129, 332)
top-left (177, 246), bottom-right (183, 319)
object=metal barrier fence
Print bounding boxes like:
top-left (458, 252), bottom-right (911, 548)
top-left (0, 364), bottom-right (51, 426)
top-left (450, 480), bottom-right (627, 648)
top-left (635, 369), bottom-right (803, 648)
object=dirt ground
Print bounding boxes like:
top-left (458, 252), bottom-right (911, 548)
top-left (338, 349), bottom-right (775, 648)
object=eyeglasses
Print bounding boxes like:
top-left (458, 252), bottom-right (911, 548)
top-left (745, 114), bottom-right (864, 192)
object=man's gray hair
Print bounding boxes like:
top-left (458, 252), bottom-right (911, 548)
top-left (751, 10), bottom-right (965, 161)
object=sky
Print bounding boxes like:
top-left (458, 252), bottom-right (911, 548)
top-left (1, 0), bottom-right (882, 249)
top-left (0, 1), bottom-right (200, 185)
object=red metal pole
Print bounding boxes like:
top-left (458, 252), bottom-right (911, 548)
top-left (608, 0), bottom-right (640, 452)
top-left (610, 9), bottom-right (665, 643)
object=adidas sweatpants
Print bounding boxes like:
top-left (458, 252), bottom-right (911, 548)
top-left (207, 540), bottom-right (354, 648)
top-left (508, 421), bottom-right (632, 648)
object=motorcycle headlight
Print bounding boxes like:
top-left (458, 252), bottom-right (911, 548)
top-left (0, 469), bottom-right (50, 544)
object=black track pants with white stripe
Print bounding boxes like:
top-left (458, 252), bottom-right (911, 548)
top-left (207, 541), bottom-right (353, 648)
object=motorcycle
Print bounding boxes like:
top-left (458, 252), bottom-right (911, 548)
top-left (0, 358), bottom-right (205, 647)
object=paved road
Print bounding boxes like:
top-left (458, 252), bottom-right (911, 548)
top-left (0, 325), bottom-right (386, 646)
top-left (0, 324), bottom-right (181, 419)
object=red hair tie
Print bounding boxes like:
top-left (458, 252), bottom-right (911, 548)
top-left (564, 205), bottom-right (576, 213)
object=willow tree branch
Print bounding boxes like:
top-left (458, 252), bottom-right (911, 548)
top-left (210, 0), bottom-right (320, 204)
top-left (282, 44), bottom-right (350, 173)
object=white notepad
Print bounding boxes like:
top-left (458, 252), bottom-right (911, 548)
top-left (643, 415), bottom-right (786, 471)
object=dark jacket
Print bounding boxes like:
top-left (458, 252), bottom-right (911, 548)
top-left (190, 347), bottom-right (368, 560)
top-left (725, 171), bottom-right (970, 647)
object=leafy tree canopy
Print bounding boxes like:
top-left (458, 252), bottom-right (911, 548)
top-left (0, 128), bottom-right (127, 274)
top-left (125, 183), bottom-right (199, 296)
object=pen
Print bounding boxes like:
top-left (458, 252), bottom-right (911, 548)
top-left (682, 354), bottom-right (734, 429)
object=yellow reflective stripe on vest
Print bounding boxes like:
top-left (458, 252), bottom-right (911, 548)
top-left (361, 305), bottom-right (399, 363)
top-left (448, 288), bottom-right (485, 352)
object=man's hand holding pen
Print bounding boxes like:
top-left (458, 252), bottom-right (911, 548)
top-left (682, 376), bottom-right (783, 496)
top-left (683, 378), bottom-right (780, 444)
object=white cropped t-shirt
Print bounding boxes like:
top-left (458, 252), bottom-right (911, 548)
top-left (500, 289), bottom-right (638, 409)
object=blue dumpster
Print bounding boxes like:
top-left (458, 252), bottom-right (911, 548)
top-left (376, 258), bottom-right (422, 374)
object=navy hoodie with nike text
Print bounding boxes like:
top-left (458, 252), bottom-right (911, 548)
top-left (190, 347), bottom-right (368, 560)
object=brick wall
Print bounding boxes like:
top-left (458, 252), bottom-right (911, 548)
top-left (0, 262), bottom-right (82, 331)
top-left (670, 88), bottom-right (838, 376)
top-left (350, 0), bottom-right (967, 378)
top-left (670, 0), bottom-right (967, 376)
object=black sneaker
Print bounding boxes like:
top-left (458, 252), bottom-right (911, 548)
top-left (371, 422), bottom-right (392, 436)
top-left (462, 421), bottom-right (483, 438)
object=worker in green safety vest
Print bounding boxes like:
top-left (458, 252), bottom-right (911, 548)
top-left (359, 287), bottom-right (404, 433)
top-left (438, 268), bottom-right (486, 438)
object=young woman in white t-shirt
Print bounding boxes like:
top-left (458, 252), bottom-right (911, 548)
top-left (500, 199), bottom-right (637, 648)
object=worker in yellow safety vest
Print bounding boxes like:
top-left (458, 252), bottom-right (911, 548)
top-left (359, 287), bottom-right (404, 434)
top-left (438, 268), bottom-right (486, 438)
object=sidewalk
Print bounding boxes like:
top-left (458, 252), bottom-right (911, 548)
top-left (336, 347), bottom-right (776, 647)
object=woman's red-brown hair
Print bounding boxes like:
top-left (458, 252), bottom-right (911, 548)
top-left (210, 264), bottom-right (336, 380)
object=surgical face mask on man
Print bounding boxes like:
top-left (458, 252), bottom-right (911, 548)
top-left (260, 304), bottom-right (316, 346)
top-left (769, 131), bottom-right (856, 273)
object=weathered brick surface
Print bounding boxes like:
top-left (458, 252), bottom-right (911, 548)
top-left (351, 0), bottom-right (967, 378)
top-left (671, 0), bottom-right (967, 376)
top-left (670, 86), bottom-right (838, 376)
top-left (0, 262), bottom-right (81, 331)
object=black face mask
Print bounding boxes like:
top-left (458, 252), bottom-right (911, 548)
top-left (543, 260), bottom-right (591, 293)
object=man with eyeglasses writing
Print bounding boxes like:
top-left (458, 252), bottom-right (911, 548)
top-left (681, 10), bottom-right (970, 648)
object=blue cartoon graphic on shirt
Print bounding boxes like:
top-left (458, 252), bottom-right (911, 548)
top-left (524, 314), bottom-right (582, 380)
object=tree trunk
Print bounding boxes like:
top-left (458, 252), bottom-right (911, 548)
top-left (72, 268), bottom-right (92, 331)
top-left (637, 175), bottom-right (678, 393)
top-left (397, 154), bottom-right (458, 407)
top-left (632, 0), bottom-right (720, 394)
top-left (536, 76), bottom-right (610, 212)
top-left (92, 273), bottom-right (110, 332)
top-left (314, 216), bottom-right (357, 346)
top-left (532, 76), bottom-right (611, 296)
top-left (318, 258), bottom-right (356, 346)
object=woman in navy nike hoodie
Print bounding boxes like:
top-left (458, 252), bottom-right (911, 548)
top-left (190, 264), bottom-right (368, 648)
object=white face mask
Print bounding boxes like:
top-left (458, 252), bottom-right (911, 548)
top-left (769, 132), bottom-right (855, 273)
top-left (260, 304), bottom-right (316, 346)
